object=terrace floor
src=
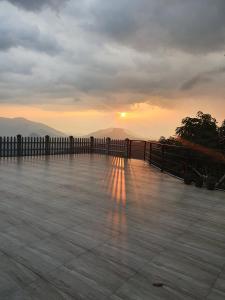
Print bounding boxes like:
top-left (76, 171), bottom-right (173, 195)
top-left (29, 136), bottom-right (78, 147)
top-left (0, 154), bottom-right (225, 300)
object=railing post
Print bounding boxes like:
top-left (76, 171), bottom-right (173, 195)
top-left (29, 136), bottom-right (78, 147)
top-left (184, 148), bottom-right (189, 175)
top-left (125, 138), bottom-right (130, 158)
top-left (149, 142), bottom-right (152, 164)
top-left (69, 136), bottom-right (74, 154)
top-left (17, 134), bottom-right (22, 157)
top-left (45, 135), bottom-right (50, 155)
top-left (90, 136), bottom-right (94, 153)
top-left (106, 137), bottom-right (111, 155)
top-left (161, 144), bottom-right (165, 172)
top-left (143, 141), bottom-right (147, 160)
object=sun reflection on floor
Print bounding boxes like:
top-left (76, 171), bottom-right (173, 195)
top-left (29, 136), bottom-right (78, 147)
top-left (106, 157), bottom-right (127, 205)
top-left (102, 157), bottom-right (128, 233)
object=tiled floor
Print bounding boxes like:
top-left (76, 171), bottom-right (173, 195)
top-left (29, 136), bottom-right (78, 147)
top-left (0, 154), bottom-right (224, 299)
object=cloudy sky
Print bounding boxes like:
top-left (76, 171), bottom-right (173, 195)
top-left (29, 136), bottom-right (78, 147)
top-left (0, 0), bottom-right (225, 137)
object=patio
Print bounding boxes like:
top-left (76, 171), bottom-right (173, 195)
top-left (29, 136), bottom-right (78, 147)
top-left (0, 154), bottom-right (224, 299)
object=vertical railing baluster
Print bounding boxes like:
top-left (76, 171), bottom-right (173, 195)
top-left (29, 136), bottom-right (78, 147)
top-left (34, 136), bottom-right (37, 156)
top-left (9, 136), bottom-right (12, 157)
top-left (3, 137), bottom-right (5, 157)
top-left (74, 138), bottom-right (76, 154)
top-left (30, 137), bottom-right (32, 156)
top-left (24, 137), bottom-right (26, 156)
top-left (106, 137), bottom-right (111, 155)
top-left (143, 141), bottom-right (147, 160)
top-left (17, 135), bottom-right (22, 157)
top-left (45, 135), bottom-right (50, 156)
top-left (90, 136), bottom-right (94, 154)
top-left (27, 137), bottom-right (29, 156)
top-left (64, 137), bottom-right (65, 154)
top-left (69, 136), bottom-right (74, 154)
top-left (36, 137), bottom-right (38, 156)
top-left (13, 136), bottom-right (15, 157)
top-left (54, 137), bottom-right (56, 155)
top-left (51, 136), bottom-right (53, 155)
top-left (149, 142), bottom-right (152, 164)
top-left (56, 137), bottom-right (58, 155)
top-left (55, 137), bottom-right (57, 155)
top-left (125, 139), bottom-right (129, 158)
top-left (6, 136), bottom-right (9, 157)
top-left (49, 137), bottom-right (51, 155)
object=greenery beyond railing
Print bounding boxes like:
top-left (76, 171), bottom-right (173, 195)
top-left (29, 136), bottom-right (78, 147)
top-left (0, 135), bottom-right (224, 190)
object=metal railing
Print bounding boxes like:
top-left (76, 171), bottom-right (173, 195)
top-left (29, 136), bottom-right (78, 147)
top-left (0, 135), bottom-right (224, 190)
top-left (145, 141), bottom-right (225, 190)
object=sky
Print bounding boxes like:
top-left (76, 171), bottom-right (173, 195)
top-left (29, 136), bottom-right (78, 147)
top-left (0, 0), bottom-right (225, 138)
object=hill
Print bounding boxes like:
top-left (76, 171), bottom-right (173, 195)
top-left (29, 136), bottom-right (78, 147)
top-left (0, 117), bottom-right (66, 137)
top-left (85, 128), bottom-right (143, 140)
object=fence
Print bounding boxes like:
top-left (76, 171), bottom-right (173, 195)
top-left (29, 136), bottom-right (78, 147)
top-left (145, 142), bottom-right (225, 190)
top-left (0, 135), bottom-right (224, 189)
top-left (0, 135), bottom-right (129, 158)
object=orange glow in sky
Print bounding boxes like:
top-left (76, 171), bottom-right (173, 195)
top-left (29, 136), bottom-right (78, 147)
top-left (0, 101), bottom-right (224, 138)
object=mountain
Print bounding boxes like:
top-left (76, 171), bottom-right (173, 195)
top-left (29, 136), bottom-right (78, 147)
top-left (0, 117), bottom-right (66, 137)
top-left (85, 128), bottom-right (144, 140)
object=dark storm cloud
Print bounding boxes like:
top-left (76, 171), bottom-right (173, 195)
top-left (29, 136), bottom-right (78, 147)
top-left (0, 0), bottom-right (225, 109)
top-left (0, 18), bottom-right (61, 54)
top-left (181, 67), bottom-right (225, 90)
top-left (1, 0), bottom-right (68, 11)
top-left (86, 0), bottom-right (225, 54)
top-left (181, 76), bottom-right (211, 91)
top-left (5, 0), bottom-right (225, 55)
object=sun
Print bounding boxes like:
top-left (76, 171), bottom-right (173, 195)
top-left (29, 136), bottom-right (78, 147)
top-left (120, 112), bottom-right (127, 118)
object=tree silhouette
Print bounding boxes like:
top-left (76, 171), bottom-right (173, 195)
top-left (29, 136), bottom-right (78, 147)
top-left (219, 120), bottom-right (225, 149)
top-left (219, 120), bottom-right (225, 137)
top-left (176, 111), bottom-right (219, 148)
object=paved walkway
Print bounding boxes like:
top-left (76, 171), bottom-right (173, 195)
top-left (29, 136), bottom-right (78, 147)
top-left (0, 154), bottom-right (224, 299)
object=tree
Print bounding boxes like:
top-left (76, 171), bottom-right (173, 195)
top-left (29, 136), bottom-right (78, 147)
top-left (176, 111), bottom-right (219, 148)
top-left (219, 120), bottom-right (225, 149)
top-left (219, 120), bottom-right (225, 138)
top-left (159, 136), bottom-right (181, 146)
top-left (159, 136), bottom-right (166, 144)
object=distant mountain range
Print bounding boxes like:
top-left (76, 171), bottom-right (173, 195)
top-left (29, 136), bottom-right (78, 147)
top-left (85, 128), bottom-right (144, 140)
top-left (0, 117), bottom-right (66, 137)
top-left (0, 118), bottom-right (146, 140)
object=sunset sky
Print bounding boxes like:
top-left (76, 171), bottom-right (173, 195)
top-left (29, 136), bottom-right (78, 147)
top-left (0, 0), bottom-right (225, 138)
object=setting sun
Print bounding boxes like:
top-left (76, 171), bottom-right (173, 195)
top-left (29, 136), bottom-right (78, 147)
top-left (120, 112), bottom-right (127, 118)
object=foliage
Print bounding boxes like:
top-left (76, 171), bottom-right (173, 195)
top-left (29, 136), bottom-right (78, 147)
top-left (219, 120), bottom-right (225, 149)
top-left (175, 111), bottom-right (219, 149)
top-left (159, 136), bottom-right (182, 146)
top-left (158, 112), bottom-right (224, 150)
